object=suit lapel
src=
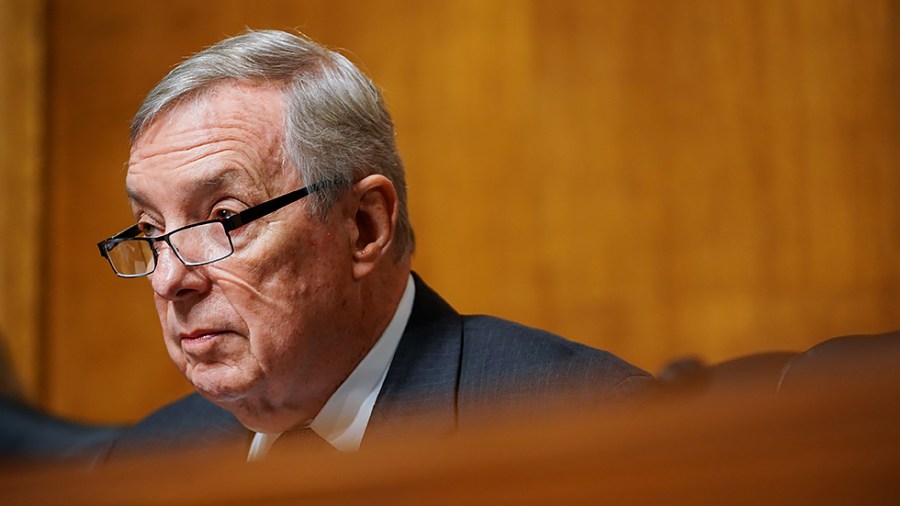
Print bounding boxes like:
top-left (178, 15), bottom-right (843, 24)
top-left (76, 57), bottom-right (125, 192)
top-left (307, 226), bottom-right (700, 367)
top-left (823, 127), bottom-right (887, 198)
top-left (365, 273), bottom-right (463, 442)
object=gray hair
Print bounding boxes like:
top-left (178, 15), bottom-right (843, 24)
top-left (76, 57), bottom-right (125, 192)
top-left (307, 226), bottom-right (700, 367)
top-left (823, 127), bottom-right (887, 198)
top-left (131, 29), bottom-right (414, 257)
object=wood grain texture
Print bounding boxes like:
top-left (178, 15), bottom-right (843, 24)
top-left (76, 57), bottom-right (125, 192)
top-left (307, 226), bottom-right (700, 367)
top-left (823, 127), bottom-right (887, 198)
top-left (40, 0), bottom-right (899, 423)
top-left (0, 0), bottom-right (45, 401)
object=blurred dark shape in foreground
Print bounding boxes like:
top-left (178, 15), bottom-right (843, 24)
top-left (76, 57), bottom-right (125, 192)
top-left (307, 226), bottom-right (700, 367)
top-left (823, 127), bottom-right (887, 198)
top-left (0, 333), bottom-right (125, 465)
top-left (0, 397), bottom-right (124, 464)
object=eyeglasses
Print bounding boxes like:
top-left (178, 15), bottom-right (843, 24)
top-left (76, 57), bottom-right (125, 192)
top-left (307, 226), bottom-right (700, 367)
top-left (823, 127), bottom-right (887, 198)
top-left (98, 182), bottom-right (326, 278)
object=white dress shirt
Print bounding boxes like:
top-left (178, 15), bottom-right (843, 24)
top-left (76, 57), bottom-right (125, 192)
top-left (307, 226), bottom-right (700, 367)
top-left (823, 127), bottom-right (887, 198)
top-left (247, 274), bottom-right (415, 461)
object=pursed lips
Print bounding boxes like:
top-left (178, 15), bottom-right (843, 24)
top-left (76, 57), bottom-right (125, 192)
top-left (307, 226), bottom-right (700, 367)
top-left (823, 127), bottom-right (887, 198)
top-left (180, 329), bottom-right (227, 339)
top-left (179, 329), bottom-right (228, 356)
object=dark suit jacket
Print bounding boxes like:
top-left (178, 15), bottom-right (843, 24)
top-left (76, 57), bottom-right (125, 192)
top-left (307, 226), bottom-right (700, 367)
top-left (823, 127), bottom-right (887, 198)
top-left (106, 274), bottom-right (652, 458)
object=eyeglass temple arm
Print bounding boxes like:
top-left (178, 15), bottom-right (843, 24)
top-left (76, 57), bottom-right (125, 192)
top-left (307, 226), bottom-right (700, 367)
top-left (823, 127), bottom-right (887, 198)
top-left (220, 181), bottom-right (330, 232)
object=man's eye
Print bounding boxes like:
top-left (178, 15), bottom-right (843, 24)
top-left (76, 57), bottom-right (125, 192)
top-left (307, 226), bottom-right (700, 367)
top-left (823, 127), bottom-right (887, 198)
top-left (214, 208), bottom-right (237, 220)
top-left (138, 223), bottom-right (161, 237)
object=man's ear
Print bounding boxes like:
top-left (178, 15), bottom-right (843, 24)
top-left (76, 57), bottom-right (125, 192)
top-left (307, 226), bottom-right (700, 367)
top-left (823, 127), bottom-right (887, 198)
top-left (348, 174), bottom-right (399, 280)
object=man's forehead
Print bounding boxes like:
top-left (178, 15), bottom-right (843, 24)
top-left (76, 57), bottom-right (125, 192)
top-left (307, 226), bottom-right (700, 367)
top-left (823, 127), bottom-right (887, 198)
top-left (125, 166), bottom-right (251, 205)
top-left (125, 81), bottom-right (290, 204)
top-left (130, 83), bottom-right (285, 156)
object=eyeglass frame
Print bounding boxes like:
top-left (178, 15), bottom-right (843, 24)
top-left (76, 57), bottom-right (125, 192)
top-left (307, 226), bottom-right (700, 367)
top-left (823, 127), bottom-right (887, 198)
top-left (97, 181), bottom-right (330, 278)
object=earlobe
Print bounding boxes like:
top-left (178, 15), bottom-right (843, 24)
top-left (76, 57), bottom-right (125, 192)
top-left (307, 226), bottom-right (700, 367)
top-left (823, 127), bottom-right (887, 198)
top-left (350, 175), bottom-right (398, 280)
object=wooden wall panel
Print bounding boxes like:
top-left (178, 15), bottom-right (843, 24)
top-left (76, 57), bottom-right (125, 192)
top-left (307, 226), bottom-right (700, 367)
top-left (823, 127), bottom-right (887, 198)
top-left (42, 0), bottom-right (898, 423)
top-left (517, 0), bottom-right (900, 366)
top-left (0, 0), bottom-right (45, 401)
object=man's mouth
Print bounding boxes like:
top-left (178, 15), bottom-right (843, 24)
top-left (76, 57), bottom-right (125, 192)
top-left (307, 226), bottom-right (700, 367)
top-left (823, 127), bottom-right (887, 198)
top-left (179, 330), bottom-right (227, 355)
top-left (180, 329), bottom-right (226, 340)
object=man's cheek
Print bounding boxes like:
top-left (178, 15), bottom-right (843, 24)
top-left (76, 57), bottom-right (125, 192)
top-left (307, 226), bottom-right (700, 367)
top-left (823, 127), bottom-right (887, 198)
top-left (153, 297), bottom-right (169, 326)
top-left (214, 269), bottom-right (277, 307)
top-left (217, 261), bottom-right (305, 303)
top-left (164, 338), bottom-right (189, 372)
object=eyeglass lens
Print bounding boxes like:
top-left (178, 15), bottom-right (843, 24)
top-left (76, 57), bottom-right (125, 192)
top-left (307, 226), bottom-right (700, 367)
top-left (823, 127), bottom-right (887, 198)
top-left (106, 241), bottom-right (154, 277)
top-left (106, 221), bottom-right (234, 276)
top-left (170, 222), bottom-right (233, 265)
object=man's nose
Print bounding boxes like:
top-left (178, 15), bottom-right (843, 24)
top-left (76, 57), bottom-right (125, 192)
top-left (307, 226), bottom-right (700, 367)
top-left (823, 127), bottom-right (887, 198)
top-left (149, 244), bottom-right (210, 300)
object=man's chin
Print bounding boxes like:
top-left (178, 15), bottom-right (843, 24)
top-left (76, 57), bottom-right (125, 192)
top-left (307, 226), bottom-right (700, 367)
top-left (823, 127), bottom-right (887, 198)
top-left (196, 391), bottom-right (296, 433)
top-left (230, 409), bottom-right (308, 434)
top-left (187, 368), bottom-right (252, 404)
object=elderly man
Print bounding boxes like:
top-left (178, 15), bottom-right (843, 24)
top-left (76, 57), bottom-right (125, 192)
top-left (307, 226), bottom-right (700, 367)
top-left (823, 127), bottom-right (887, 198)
top-left (97, 30), bottom-right (652, 460)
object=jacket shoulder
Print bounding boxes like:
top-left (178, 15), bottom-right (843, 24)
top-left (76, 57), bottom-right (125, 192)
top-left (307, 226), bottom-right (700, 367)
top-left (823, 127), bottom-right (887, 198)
top-left (105, 393), bottom-right (246, 460)
top-left (459, 315), bottom-right (653, 413)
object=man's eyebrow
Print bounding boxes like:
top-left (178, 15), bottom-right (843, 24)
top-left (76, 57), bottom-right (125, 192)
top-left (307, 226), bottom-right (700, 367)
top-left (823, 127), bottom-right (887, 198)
top-left (200, 168), bottom-right (246, 189)
top-left (125, 186), bottom-right (149, 207)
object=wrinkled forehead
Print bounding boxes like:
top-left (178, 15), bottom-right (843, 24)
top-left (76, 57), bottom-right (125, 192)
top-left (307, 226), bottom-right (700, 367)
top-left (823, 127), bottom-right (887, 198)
top-left (129, 81), bottom-right (287, 160)
top-left (125, 82), bottom-right (292, 202)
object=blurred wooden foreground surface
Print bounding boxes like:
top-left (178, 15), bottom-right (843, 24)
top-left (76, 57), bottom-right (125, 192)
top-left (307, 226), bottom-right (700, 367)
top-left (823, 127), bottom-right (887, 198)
top-left (2, 375), bottom-right (897, 505)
